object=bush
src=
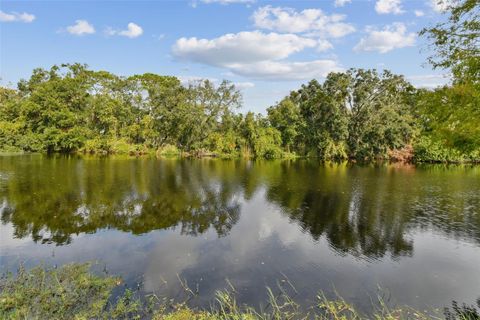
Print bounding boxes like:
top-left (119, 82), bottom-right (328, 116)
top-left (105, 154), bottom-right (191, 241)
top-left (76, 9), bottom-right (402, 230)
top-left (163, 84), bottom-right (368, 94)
top-left (414, 136), bottom-right (465, 163)
top-left (318, 139), bottom-right (348, 160)
top-left (81, 137), bottom-right (112, 154)
top-left (205, 131), bottom-right (238, 158)
top-left (157, 144), bottom-right (181, 157)
top-left (252, 127), bottom-right (283, 159)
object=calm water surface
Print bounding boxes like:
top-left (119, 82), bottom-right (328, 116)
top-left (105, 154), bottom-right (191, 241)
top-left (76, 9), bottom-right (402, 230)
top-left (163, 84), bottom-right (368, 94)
top-left (1, 155), bottom-right (479, 312)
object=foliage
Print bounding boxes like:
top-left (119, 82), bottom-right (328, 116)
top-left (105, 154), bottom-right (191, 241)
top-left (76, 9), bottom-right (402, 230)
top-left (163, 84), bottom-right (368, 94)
top-left (267, 98), bottom-right (302, 153)
top-left (0, 263), bottom-right (119, 319)
top-left (0, 53), bottom-right (479, 162)
top-left (291, 77), bottom-right (349, 159)
top-left (420, 0), bottom-right (479, 83)
top-left (279, 69), bottom-right (417, 160)
top-left (0, 263), bottom-right (444, 320)
top-left (444, 300), bottom-right (480, 320)
top-left (414, 0), bottom-right (480, 163)
top-left (0, 64), bottom-right (243, 156)
top-left (157, 144), bottom-right (181, 157)
top-left (415, 82), bottom-right (480, 161)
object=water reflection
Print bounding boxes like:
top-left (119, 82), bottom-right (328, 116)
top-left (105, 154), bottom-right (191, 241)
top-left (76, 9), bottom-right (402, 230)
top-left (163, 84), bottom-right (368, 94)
top-left (1, 156), bottom-right (480, 254)
top-left (0, 156), bottom-right (243, 244)
top-left (1, 155), bottom-right (480, 311)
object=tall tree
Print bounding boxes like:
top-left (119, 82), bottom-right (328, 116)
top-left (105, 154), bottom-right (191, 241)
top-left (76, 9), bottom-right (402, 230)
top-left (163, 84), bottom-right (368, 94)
top-left (344, 69), bottom-right (417, 160)
top-left (267, 98), bottom-right (302, 153)
top-left (291, 79), bottom-right (349, 159)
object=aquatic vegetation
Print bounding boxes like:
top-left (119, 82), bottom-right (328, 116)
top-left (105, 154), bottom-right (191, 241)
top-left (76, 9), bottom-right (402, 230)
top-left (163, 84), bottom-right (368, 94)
top-left (0, 263), bottom-right (461, 320)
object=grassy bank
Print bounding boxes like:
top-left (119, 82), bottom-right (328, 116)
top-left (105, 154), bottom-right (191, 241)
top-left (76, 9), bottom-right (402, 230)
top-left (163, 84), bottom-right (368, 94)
top-left (1, 263), bottom-right (479, 319)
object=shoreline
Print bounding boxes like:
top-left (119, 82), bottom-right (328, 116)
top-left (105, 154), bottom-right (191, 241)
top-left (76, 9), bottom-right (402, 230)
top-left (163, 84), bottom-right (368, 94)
top-left (2, 150), bottom-right (480, 165)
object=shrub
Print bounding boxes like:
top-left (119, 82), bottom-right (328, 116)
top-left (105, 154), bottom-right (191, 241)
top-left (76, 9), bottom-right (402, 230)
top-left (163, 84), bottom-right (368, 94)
top-left (414, 136), bottom-right (465, 163)
top-left (157, 144), bottom-right (181, 157)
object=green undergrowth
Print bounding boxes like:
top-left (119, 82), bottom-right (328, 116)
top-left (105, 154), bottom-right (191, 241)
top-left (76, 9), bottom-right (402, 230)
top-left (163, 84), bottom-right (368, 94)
top-left (1, 263), bottom-right (479, 319)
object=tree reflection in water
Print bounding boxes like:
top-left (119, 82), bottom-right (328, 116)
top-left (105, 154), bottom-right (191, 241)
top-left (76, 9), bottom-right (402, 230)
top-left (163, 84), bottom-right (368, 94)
top-left (1, 155), bottom-right (480, 260)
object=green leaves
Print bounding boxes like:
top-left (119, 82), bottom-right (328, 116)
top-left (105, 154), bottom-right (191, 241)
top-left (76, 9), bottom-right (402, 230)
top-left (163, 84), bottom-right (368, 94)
top-left (0, 62), bottom-right (478, 162)
top-left (273, 69), bottom-right (417, 161)
top-left (415, 82), bottom-right (480, 162)
top-left (420, 0), bottom-right (479, 83)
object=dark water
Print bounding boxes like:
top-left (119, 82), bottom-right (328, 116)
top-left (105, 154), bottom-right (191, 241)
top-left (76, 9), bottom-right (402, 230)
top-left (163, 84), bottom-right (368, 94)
top-left (1, 155), bottom-right (480, 312)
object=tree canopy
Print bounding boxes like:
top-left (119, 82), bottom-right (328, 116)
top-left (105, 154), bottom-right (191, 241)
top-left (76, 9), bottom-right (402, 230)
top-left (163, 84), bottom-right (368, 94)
top-left (0, 1), bottom-right (479, 162)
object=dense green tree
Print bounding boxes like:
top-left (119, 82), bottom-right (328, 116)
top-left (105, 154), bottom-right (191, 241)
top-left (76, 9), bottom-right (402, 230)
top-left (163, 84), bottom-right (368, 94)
top-left (292, 77), bottom-right (349, 159)
top-left (0, 62), bottom-right (478, 162)
top-left (286, 70), bottom-right (416, 160)
top-left (267, 98), bottom-right (302, 153)
top-left (415, 82), bottom-right (480, 161)
top-left (416, 0), bottom-right (480, 162)
top-left (238, 112), bottom-right (283, 159)
top-left (180, 80), bottom-right (241, 151)
top-left (343, 69), bottom-right (417, 160)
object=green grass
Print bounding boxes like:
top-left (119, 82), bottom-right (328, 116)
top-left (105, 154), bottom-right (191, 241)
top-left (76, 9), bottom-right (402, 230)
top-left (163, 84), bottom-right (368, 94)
top-left (1, 263), bottom-right (478, 320)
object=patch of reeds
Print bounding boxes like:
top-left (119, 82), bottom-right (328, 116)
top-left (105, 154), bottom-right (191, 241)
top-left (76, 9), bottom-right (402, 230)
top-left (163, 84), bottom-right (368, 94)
top-left (1, 263), bottom-right (478, 320)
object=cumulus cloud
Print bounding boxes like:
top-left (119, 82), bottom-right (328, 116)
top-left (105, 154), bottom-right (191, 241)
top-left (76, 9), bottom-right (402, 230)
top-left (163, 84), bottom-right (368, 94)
top-left (172, 31), bottom-right (341, 80)
top-left (106, 22), bottom-right (143, 38)
top-left (227, 60), bottom-right (342, 80)
top-left (414, 10), bottom-right (425, 16)
top-left (66, 20), bottom-right (95, 35)
top-left (173, 31), bottom-right (316, 66)
top-left (0, 10), bottom-right (35, 23)
top-left (354, 23), bottom-right (415, 53)
top-left (375, 0), bottom-right (404, 14)
top-left (252, 6), bottom-right (355, 38)
top-left (334, 0), bottom-right (352, 7)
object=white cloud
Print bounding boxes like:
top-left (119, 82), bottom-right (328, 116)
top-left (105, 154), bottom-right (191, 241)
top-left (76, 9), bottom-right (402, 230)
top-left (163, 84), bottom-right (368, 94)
top-left (414, 10), bottom-right (425, 16)
top-left (375, 0), bottom-right (404, 14)
top-left (173, 31), bottom-right (316, 66)
top-left (407, 74), bottom-right (451, 88)
top-left (66, 20), bottom-right (95, 35)
top-left (0, 10), bottom-right (35, 23)
top-left (233, 81), bottom-right (255, 89)
top-left (227, 60), bottom-right (342, 81)
top-left (252, 6), bottom-right (355, 38)
top-left (107, 22), bottom-right (143, 38)
top-left (173, 31), bottom-right (341, 81)
top-left (334, 0), bottom-right (352, 7)
top-left (317, 39), bottom-right (334, 52)
top-left (120, 22), bottom-right (143, 38)
top-left (354, 23), bottom-right (415, 53)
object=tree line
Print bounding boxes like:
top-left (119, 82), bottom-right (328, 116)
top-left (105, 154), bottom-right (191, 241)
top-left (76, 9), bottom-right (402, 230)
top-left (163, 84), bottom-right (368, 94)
top-left (0, 0), bottom-right (478, 162)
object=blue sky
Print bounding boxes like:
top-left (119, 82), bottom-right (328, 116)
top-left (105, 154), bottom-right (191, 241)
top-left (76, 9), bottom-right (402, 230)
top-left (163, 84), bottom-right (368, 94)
top-left (1, 0), bottom-right (450, 113)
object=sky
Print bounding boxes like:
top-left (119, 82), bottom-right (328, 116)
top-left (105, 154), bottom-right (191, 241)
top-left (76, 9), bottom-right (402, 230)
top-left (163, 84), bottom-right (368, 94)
top-left (0, 0), bottom-right (451, 113)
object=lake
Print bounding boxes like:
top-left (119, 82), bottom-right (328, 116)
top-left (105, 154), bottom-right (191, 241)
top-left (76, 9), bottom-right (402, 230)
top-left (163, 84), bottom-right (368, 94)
top-left (1, 155), bottom-right (479, 313)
